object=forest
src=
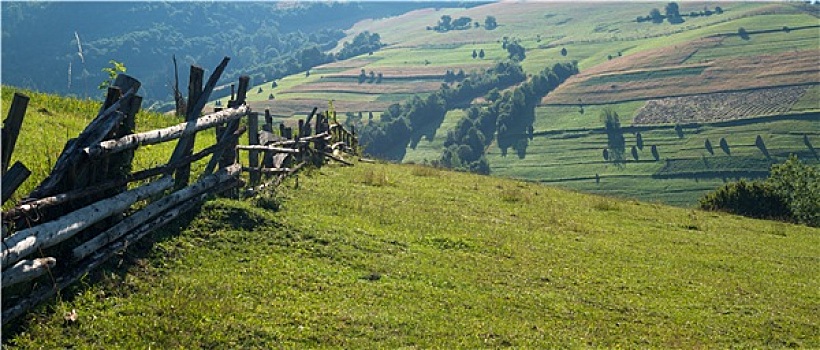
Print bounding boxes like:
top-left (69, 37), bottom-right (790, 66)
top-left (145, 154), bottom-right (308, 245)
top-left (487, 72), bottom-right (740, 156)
top-left (0, 1), bottom-right (472, 111)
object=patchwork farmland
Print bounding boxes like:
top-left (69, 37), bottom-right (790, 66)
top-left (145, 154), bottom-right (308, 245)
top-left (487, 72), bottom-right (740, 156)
top-left (214, 1), bottom-right (818, 206)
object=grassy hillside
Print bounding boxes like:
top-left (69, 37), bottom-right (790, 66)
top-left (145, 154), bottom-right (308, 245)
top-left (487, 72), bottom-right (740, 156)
top-left (5, 161), bottom-right (818, 348)
top-left (223, 1), bottom-right (818, 207)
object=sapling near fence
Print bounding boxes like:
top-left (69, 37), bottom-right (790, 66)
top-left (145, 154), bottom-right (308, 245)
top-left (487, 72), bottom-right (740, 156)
top-left (1, 57), bottom-right (359, 325)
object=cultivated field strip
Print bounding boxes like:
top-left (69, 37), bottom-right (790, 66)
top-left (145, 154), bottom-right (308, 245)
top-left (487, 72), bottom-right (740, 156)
top-left (633, 85), bottom-right (813, 124)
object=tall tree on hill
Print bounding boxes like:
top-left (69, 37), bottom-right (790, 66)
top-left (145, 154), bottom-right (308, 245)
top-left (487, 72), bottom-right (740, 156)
top-left (484, 16), bottom-right (498, 30)
top-left (649, 8), bottom-right (664, 23)
top-left (602, 109), bottom-right (626, 165)
top-left (665, 2), bottom-right (683, 24)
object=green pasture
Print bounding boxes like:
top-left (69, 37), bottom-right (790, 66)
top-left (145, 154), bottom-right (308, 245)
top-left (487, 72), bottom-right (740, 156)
top-left (402, 109), bottom-right (466, 164)
top-left (792, 85), bottom-right (820, 112)
top-left (6, 161), bottom-right (818, 348)
top-left (488, 115), bottom-right (820, 206)
top-left (534, 101), bottom-right (646, 130)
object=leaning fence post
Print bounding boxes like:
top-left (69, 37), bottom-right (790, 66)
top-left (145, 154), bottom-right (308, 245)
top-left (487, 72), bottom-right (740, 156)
top-left (170, 65), bottom-right (204, 189)
top-left (1, 92), bottom-right (29, 175)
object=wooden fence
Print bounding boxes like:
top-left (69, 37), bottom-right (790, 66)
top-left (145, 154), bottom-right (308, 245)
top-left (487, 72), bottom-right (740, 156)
top-left (0, 57), bottom-right (359, 324)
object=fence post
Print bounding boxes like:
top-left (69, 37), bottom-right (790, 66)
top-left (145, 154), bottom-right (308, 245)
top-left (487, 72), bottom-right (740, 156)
top-left (170, 65), bottom-right (204, 189)
top-left (264, 109), bottom-right (273, 132)
top-left (1, 92), bottom-right (29, 174)
top-left (248, 112), bottom-right (260, 186)
top-left (220, 75), bottom-right (249, 170)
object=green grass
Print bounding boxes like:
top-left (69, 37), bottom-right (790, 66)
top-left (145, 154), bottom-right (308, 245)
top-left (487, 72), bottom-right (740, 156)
top-left (402, 109), bottom-right (466, 164)
top-left (535, 101), bottom-right (646, 130)
top-left (488, 116), bottom-right (820, 206)
top-left (1, 87), bottom-right (213, 206)
top-left (791, 84), bottom-right (820, 112)
top-left (5, 162), bottom-right (819, 348)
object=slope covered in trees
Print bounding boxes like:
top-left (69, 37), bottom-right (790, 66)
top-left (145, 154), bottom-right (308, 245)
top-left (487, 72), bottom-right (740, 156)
top-left (0, 2), bottom-right (463, 110)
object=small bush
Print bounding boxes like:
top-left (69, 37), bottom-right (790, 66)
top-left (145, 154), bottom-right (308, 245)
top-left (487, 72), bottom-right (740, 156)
top-left (699, 179), bottom-right (790, 221)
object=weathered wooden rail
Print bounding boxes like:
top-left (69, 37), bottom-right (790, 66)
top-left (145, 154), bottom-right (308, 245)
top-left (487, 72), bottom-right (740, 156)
top-left (1, 57), bottom-right (358, 325)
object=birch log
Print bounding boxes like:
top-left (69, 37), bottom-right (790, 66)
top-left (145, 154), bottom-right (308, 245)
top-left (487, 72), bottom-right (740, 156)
top-left (3, 192), bottom-right (206, 325)
top-left (1, 176), bottom-right (173, 269)
top-left (241, 166), bottom-right (294, 174)
top-left (235, 145), bottom-right (301, 153)
top-left (83, 105), bottom-right (250, 158)
top-left (1, 257), bottom-right (56, 287)
top-left (72, 164), bottom-right (240, 261)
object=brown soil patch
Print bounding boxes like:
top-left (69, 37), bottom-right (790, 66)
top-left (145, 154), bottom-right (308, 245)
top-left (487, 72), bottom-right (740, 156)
top-left (283, 81), bottom-right (443, 95)
top-left (248, 99), bottom-right (395, 117)
top-left (633, 85), bottom-right (813, 124)
top-left (544, 49), bottom-right (820, 105)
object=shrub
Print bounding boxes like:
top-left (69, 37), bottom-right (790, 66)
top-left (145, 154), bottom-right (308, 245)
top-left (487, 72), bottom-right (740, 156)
top-left (699, 179), bottom-right (790, 220)
top-left (766, 155), bottom-right (819, 227)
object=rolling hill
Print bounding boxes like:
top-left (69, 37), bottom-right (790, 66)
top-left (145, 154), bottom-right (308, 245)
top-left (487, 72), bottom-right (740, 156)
top-left (231, 1), bottom-right (819, 207)
top-left (3, 157), bottom-right (818, 348)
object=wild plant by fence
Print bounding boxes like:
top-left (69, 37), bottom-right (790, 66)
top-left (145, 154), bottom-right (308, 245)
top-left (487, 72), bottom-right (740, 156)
top-left (0, 57), bottom-right (358, 325)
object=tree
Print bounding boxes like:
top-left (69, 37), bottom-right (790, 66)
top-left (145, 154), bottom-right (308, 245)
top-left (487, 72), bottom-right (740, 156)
top-left (484, 16), bottom-right (497, 30)
top-left (472, 49), bottom-right (478, 59)
top-left (358, 69), bottom-right (367, 84)
top-left (376, 72), bottom-right (383, 84)
top-left (649, 8), bottom-right (664, 23)
top-left (705, 139), bottom-right (714, 154)
top-left (738, 27), bottom-right (750, 40)
top-left (506, 41), bottom-right (526, 61)
top-left (665, 2), bottom-right (683, 24)
top-left (602, 109), bottom-right (625, 164)
top-left (767, 155), bottom-right (820, 226)
top-left (438, 15), bottom-right (452, 31)
top-left (479, 49), bottom-right (485, 59)
top-left (715, 6), bottom-right (723, 14)
top-left (560, 47), bottom-right (567, 56)
top-left (368, 70), bottom-right (376, 83)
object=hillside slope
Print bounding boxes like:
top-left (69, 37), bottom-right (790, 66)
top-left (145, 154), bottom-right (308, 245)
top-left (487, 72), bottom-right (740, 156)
top-left (234, 1), bottom-right (819, 207)
top-left (6, 161), bottom-right (818, 348)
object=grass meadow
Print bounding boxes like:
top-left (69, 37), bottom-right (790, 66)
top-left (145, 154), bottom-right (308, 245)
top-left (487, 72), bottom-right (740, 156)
top-left (5, 161), bottom-right (818, 348)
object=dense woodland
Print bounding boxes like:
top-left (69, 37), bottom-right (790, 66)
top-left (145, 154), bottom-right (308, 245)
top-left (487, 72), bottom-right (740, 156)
top-left (0, 1), bottom-right (469, 111)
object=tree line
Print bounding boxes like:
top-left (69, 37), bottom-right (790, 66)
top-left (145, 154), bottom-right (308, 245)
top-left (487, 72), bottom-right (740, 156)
top-left (1, 1), bottom-right (459, 111)
top-left (438, 62), bottom-right (579, 172)
top-left (358, 61), bottom-right (529, 161)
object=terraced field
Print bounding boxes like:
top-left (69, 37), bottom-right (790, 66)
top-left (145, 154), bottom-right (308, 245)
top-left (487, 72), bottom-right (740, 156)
top-left (209, 1), bottom-right (819, 206)
top-left (633, 85), bottom-right (813, 124)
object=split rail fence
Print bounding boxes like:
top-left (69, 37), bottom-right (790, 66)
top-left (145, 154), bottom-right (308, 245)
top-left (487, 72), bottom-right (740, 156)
top-left (0, 57), bottom-right (358, 324)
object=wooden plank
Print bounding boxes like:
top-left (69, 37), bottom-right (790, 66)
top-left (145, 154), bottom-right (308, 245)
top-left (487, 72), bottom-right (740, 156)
top-left (220, 76), bottom-right (249, 169)
top-left (323, 151), bottom-right (353, 166)
top-left (83, 105), bottom-right (249, 158)
top-left (3, 133), bottom-right (233, 222)
top-left (1, 161), bottom-right (31, 205)
top-left (72, 164), bottom-right (241, 261)
top-left (28, 87), bottom-right (138, 199)
top-left (170, 65), bottom-right (205, 189)
top-left (241, 166), bottom-right (295, 174)
top-left (235, 145), bottom-right (300, 154)
top-left (1, 257), bottom-right (56, 287)
top-left (200, 123), bottom-right (246, 179)
top-left (248, 111), bottom-right (260, 186)
top-left (1, 92), bottom-right (29, 174)
top-left (1, 176), bottom-right (174, 269)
